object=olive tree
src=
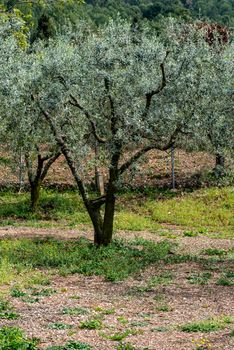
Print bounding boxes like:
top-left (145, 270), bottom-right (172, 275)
top-left (0, 17), bottom-right (61, 210)
top-left (8, 19), bottom-right (232, 245)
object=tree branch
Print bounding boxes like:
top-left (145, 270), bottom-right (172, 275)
top-left (142, 51), bottom-right (169, 119)
top-left (119, 124), bottom-right (181, 175)
top-left (69, 94), bottom-right (107, 144)
top-left (41, 151), bottom-right (61, 181)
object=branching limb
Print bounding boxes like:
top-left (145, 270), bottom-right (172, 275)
top-left (119, 124), bottom-right (181, 175)
top-left (41, 151), bottom-right (61, 181)
top-left (143, 51), bottom-right (169, 119)
top-left (69, 94), bottom-right (107, 144)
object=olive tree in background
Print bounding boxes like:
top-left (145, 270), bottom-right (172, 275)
top-left (0, 17), bottom-right (61, 211)
top-left (5, 19), bottom-right (233, 245)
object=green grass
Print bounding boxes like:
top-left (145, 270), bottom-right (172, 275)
top-left (0, 327), bottom-right (38, 349)
top-left (0, 187), bottom-right (233, 236)
top-left (180, 316), bottom-right (233, 332)
top-left (0, 237), bottom-right (172, 282)
top-left (145, 187), bottom-right (234, 236)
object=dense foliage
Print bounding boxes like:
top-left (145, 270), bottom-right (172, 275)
top-left (81, 0), bottom-right (234, 27)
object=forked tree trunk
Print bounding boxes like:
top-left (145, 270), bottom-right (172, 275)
top-left (25, 151), bottom-right (61, 213)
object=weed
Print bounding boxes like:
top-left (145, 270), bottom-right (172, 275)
top-left (130, 321), bottom-right (149, 327)
top-left (231, 330), bottom-right (234, 337)
top-left (180, 316), bottom-right (233, 332)
top-left (116, 343), bottom-right (135, 350)
top-left (79, 319), bottom-right (102, 330)
top-left (94, 306), bottom-right (115, 314)
top-left (117, 316), bottom-right (128, 325)
top-left (48, 323), bottom-right (73, 330)
top-left (107, 330), bottom-right (132, 341)
top-left (216, 277), bottom-right (233, 286)
top-left (202, 248), bottom-right (226, 256)
top-left (22, 296), bottom-right (40, 303)
top-left (155, 304), bottom-right (172, 312)
top-left (0, 327), bottom-right (38, 349)
top-left (146, 187), bottom-right (234, 236)
top-left (0, 300), bottom-right (19, 320)
top-left (46, 341), bottom-right (92, 349)
top-left (192, 338), bottom-right (212, 350)
top-left (62, 307), bottom-right (89, 316)
top-left (151, 326), bottom-right (168, 332)
top-left (30, 288), bottom-right (57, 297)
top-left (187, 272), bottom-right (212, 285)
top-left (10, 288), bottom-right (27, 298)
top-left (183, 231), bottom-right (198, 237)
top-left (137, 271), bottom-right (173, 292)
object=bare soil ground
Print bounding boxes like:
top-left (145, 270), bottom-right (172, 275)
top-left (0, 149), bottom-right (217, 189)
top-left (0, 227), bottom-right (233, 350)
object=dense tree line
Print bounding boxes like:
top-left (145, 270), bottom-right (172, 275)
top-left (82, 0), bottom-right (234, 27)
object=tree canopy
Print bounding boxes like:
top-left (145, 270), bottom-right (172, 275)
top-left (2, 18), bottom-right (233, 244)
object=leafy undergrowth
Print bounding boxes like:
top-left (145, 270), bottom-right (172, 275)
top-left (0, 238), bottom-right (172, 283)
top-left (0, 326), bottom-right (38, 350)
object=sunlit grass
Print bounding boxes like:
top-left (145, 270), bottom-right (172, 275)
top-left (145, 187), bottom-right (234, 237)
top-left (0, 187), bottom-right (233, 237)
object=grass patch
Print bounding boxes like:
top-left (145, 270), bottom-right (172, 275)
top-left (0, 327), bottom-right (38, 349)
top-left (146, 187), bottom-right (234, 236)
top-left (0, 237), bottom-right (172, 282)
top-left (180, 316), bottom-right (233, 332)
top-left (1, 187), bottom-right (233, 236)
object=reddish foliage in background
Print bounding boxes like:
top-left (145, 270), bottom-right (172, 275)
top-left (196, 22), bottom-right (230, 45)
